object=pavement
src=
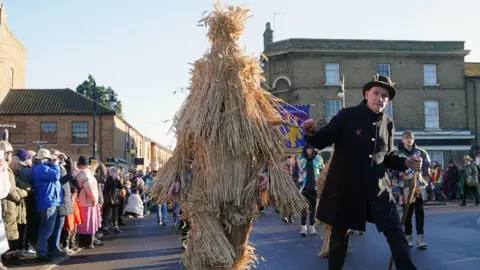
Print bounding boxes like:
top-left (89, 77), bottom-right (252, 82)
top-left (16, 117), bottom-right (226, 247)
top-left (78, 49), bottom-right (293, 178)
top-left (8, 202), bottom-right (480, 270)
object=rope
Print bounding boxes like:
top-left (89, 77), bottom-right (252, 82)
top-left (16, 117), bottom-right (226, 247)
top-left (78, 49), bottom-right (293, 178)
top-left (388, 171), bottom-right (418, 270)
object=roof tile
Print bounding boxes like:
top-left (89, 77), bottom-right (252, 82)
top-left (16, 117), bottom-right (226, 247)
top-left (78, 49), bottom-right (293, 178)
top-left (0, 89), bottom-right (116, 115)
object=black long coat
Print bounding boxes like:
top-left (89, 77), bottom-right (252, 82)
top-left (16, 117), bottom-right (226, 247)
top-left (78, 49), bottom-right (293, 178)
top-left (305, 101), bottom-right (408, 232)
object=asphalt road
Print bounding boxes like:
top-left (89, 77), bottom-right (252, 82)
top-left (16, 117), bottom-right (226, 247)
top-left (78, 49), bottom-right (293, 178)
top-left (12, 203), bottom-right (480, 270)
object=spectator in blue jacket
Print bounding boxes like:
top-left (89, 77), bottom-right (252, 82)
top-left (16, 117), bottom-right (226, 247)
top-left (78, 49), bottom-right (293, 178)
top-left (31, 149), bottom-right (61, 263)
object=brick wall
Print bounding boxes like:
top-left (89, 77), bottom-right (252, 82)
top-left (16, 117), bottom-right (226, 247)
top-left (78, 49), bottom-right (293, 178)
top-left (268, 53), bottom-right (467, 130)
top-left (466, 77), bottom-right (480, 151)
top-left (0, 5), bottom-right (26, 103)
top-left (0, 114), bottom-right (114, 163)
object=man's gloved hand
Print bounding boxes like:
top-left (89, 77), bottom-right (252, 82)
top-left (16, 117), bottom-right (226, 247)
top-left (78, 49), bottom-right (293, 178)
top-left (316, 118), bottom-right (329, 129)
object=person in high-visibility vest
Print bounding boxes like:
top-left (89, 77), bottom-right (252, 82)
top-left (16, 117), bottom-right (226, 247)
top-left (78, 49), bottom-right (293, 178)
top-left (431, 161), bottom-right (448, 202)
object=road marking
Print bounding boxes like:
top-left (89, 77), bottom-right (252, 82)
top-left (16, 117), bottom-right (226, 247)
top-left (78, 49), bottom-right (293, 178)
top-left (442, 256), bottom-right (480, 264)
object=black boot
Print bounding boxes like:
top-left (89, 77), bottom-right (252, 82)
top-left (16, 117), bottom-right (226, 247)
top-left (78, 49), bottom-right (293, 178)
top-left (460, 194), bottom-right (467, 206)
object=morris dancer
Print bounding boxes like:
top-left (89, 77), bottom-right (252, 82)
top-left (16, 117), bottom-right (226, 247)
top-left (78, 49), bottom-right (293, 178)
top-left (396, 130), bottom-right (429, 249)
top-left (302, 74), bottom-right (421, 270)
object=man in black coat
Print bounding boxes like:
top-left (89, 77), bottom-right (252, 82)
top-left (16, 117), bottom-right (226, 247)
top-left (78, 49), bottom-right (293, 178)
top-left (302, 74), bottom-right (422, 270)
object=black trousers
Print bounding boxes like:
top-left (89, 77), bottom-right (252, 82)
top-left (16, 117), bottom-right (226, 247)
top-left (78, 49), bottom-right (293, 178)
top-left (78, 234), bottom-right (94, 248)
top-left (404, 198), bottom-right (424, 235)
top-left (24, 208), bottom-right (40, 248)
top-left (180, 219), bottom-right (190, 242)
top-left (103, 205), bottom-right (119, 229)
top-left (118, 198), bottom-right (125, 223)
top-left (329, 226), bottom-right (416, 270)
top-left (301, 189), bottom-right (316, 226)
top-left (462, 183), bottom-right (480, 204)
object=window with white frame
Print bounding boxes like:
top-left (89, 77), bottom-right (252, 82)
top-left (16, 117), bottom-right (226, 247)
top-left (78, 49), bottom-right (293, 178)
top-left (376, 64), bottom-right (391, 78)
top-left (385, 102), bottom-right (393, 118)
top-left (428, 151), bottom-right (444, 168)
top-left (424, 100), bottom-right (439, 129)
top-left (325, 100), bottom-right (341, 121)
top-left (325, 63), bottom-right (340, 85)
top-left (424, 64), bottom-right (437, 85)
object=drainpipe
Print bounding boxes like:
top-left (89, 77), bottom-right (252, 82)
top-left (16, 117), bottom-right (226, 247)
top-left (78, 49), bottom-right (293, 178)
top-left (471, 80), bottom-right (478, 153)
top-left (100, 115), bottom-right (103, 161)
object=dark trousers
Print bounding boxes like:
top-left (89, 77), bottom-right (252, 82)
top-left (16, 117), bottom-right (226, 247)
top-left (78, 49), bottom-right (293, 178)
top-left (24, 209), bottom-right (40, 248)
top-left (329, 227), bottom-right (416, 270)
top-left (404, 198), bottom-right (424, 235)
top-left (9, 224), bottom-right (27, 250)
top-left (180, 219), bottom-right (190, 242)
top-left (78, 234), bottom-right (94, 248)
top-left (301, 189), bottom-right (316, 226)
top-left (118, 198), bottom-right (125, 223)
top-left (61, 228), bottom-right (77, 249)
top-left (103, 205), bottom-right (119, 229)
top-left (462, 184), bottom-right (480, 204)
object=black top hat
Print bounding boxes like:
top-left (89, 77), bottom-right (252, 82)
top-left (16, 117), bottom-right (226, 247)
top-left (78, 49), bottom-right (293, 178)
top-left (78, 156), bottom-right (88, 166)
top-left (362, 74), bottom-right (396, 100)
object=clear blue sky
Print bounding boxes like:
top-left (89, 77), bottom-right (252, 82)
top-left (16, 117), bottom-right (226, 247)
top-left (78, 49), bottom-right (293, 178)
top-left (3, 0), bottom-right (479, 147)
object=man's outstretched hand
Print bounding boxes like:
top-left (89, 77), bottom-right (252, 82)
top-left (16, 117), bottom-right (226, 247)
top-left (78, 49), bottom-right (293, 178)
top-left (301, 119), bottom-right (316, 134)
top-left (405, 156), bottom-right (422, 171)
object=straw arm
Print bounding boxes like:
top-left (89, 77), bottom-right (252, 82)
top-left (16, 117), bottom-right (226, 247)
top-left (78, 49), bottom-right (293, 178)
top-left (268, 120), bottom-right (300, 128)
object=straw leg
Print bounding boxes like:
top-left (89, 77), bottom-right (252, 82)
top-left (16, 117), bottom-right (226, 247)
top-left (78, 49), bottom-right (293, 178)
top-left (318, 224), bottom-right (331, 258)
top-left (228, 222), bottom-right (255, 270)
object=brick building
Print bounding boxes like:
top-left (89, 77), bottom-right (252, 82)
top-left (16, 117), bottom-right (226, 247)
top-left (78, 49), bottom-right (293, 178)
top-left (0, 88), bottom-right (172, 170)
top-left (465, 62), bottom-right (480, 157)
top-left (262, 22), bottom-right (473, 165)
top-left (0, 3), bottom-right (26, 102)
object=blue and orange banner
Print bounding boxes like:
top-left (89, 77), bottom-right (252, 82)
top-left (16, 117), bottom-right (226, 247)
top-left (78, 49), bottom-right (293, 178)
top-left (278, 104), bottom-right (311, 154)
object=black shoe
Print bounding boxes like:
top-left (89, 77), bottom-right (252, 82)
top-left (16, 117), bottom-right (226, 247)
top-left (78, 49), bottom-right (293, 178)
top-left (86, 245), bottom-right (95, 249)
top-left (94, 240), bottom-right (105, 247)
top-left (36, 256), bottom-right (54, 263)
top-left (6, 256), bottom-right (26, 265)
top-left (113, 228), bottom-right (122, 234)
top-left (102, 229), bottom-right (112, 235)
top-left (118, 221), bottom-right (126, 226)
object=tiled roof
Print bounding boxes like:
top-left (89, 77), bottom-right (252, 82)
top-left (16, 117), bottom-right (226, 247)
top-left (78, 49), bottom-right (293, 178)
top-left (0, 89), bottom-right (116, 115)
top-left (466, 63), bottom-right (480, 77)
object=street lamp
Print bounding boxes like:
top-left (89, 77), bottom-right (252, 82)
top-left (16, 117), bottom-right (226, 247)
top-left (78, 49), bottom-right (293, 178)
top-left (336, 74), bottom-right (346, 109)
top-left (129, 148), bottom-right (136, 168)
top-left (92, 81), bottom-right (97, 158)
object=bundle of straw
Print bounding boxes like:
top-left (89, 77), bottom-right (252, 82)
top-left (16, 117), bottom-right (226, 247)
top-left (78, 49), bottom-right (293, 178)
top-left (150, 2), bottom-right (307, 269)
top-left (316, 155), bottom-right (332, 258)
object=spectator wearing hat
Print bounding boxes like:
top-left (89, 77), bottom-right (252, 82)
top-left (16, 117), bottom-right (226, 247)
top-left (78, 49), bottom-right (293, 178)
top-left (0, 141), bottom-right (28, 265)
top-left (74, 156), bottom-right (101, 249)
top-left (102, 167), bottom-right (124, 234)
top-left (13, 149), bottom-right (37, 256)
top-left (460, 155), bottom-right (480, 206)
top-left (46, 150), bottom-right (73, 257)
top-left (31, 149), bottom-right (61, 262)
top-left (0, 141), bottom-right (13, 270)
